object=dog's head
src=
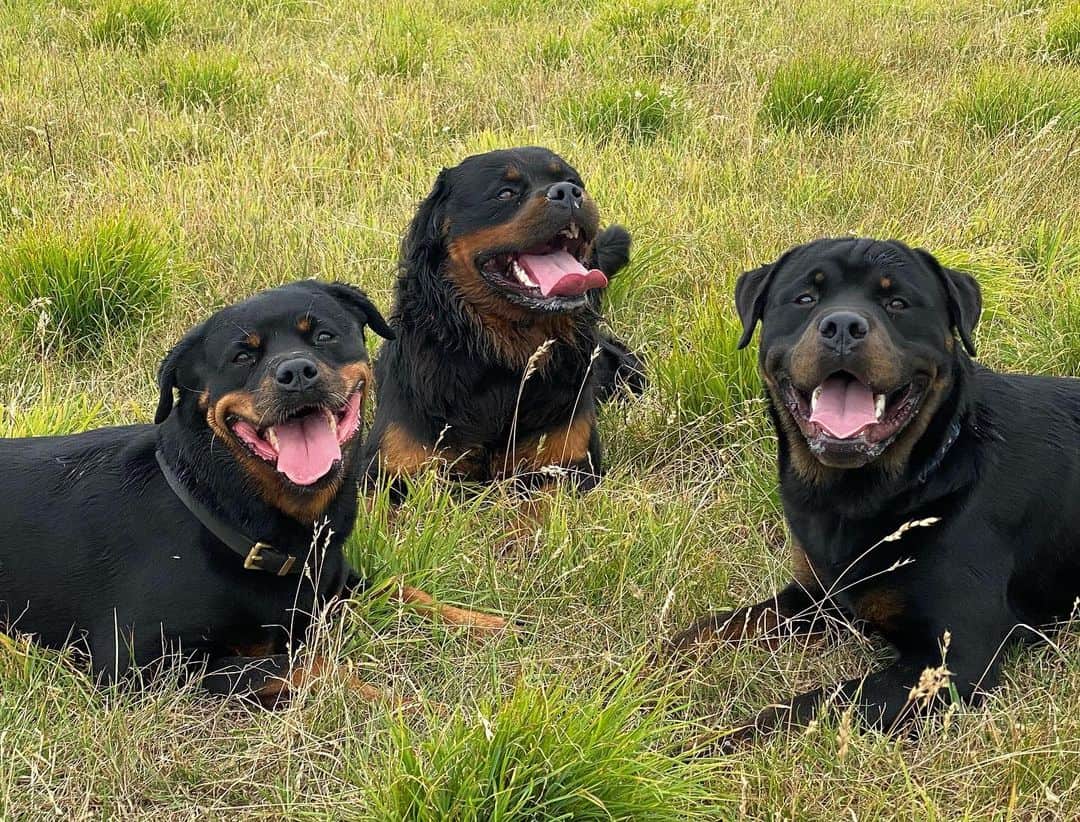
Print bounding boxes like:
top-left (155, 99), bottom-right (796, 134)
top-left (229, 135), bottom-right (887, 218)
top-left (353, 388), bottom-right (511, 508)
top-left (403, 146), bottom-right (612, 316)
top-left (155, 281), bottom-right (393, 519)
top-left (735, 238), bottom-right (981, 473)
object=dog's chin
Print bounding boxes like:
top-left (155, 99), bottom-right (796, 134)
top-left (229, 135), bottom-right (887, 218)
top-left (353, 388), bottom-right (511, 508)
top-left (774, 371), bottom-right (931, 470)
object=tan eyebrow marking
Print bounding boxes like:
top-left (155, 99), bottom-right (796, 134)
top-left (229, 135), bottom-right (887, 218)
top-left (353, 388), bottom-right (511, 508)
top-left (814, 271), bottom-right (825, 284)
top-left (296, 317), bottom-right (312, 333)
top-left (245, 333), bottom-right (261, 347)
top-left (880, 277), bottom-right (892, 289)
top-left (504, 166), bottom-right (521, 181)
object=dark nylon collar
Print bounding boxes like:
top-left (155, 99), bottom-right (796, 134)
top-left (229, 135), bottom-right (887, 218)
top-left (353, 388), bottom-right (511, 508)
top-left (916, 418), bottom-right (963, 485)
top-left (155, 450), bottom-right (301, 576)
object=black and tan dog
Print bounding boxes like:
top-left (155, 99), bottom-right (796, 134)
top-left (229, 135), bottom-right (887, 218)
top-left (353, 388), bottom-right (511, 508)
top-left (361, 146), bottom-right (643, 495)
top-left (0, 280), bottom-right (500, 703)
top-left (670, 238), bottom-right (1080, 742)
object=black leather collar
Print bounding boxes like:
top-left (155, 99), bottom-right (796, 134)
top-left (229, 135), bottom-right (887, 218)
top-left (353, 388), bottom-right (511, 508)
top-left (916, 418), bottom-right (963, 485)
top-left (155, 450), bottom-right (301, 576)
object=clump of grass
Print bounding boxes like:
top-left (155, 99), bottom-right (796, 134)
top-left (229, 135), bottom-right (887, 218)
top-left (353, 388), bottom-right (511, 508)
top-left (370, 10), bottom-right (444, 78)
top-left (0, 217), bottom-right (174, 356)
top-left (761, 56), bottom-right (884, 133)
top-left (954, 67), bottom-right (1080, 136)
top-left (0, 394), bottom-right (107, 438)
top-left (653, 293), bottom-right (760, 428)
top-left (591, 0), bottom-right (711, 73)
top-left (153, 53), bottom-right (256, 111)
top-left (367, 677), bottom-right (721, 820)
top-left (1040, 5), bottom-right (1080, 63)
top-left (561, 81), bottom-right (688, 143)
top-left (1017, 220), bottom-right (1080, 278)
top-left (87, 0), bottom-right (176, 49)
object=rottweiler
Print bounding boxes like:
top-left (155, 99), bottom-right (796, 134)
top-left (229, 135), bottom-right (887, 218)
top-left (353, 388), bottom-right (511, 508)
top-left (361, 146), bottom-right (644, 495)
top-left (670, 238), bottom-right (1080, 743)
top-left (0, 280), bottom-right (500, 703)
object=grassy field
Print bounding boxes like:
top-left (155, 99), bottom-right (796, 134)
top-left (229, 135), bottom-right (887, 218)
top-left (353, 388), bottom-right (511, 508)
top-left (0, 0), bottom-right (1079, 817)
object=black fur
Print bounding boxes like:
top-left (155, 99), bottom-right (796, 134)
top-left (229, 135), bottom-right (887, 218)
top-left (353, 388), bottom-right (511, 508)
top-left (362, 147), bottom-right (643, 490)
top-left (0, 281), bottom-right (391, 692)
top-left (674, 238), bottom-right (1080, 744)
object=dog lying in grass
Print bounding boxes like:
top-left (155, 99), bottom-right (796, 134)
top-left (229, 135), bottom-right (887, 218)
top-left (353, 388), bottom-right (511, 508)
top-left (361, 146), bottom-right (644, 498)
top-left (670, 238), bottom-right (1080, 745)
top-left (0, 281), bottom-right (503, 703)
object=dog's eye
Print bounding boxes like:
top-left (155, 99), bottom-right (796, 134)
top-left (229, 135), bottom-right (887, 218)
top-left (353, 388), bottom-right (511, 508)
top-left (315, 330), bottom-right (335, 343)
top-left (496, 187), bottom-right (516, 201)
top-left (886, 297), bottom-right (908, 311)
top-left (233, 351), bottom-right (254, 365)
top-left (794, 294), bottom-right (816, 306)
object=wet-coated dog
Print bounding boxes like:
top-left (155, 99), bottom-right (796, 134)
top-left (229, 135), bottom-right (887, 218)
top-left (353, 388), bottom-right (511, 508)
top-left (361, 146), bottom-right (643, 495)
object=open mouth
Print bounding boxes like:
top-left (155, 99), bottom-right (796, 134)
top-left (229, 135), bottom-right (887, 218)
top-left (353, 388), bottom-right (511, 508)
top-left (783, 372), bottom-right (926, 460)
top-left (477, 221), bottom-right (608, 304)
top-left (227, 390), bottom-right (363, 487)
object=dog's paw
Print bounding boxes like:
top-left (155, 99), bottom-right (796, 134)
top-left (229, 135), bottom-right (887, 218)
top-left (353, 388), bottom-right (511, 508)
top-left (592, 225), bottom-right (632, 278)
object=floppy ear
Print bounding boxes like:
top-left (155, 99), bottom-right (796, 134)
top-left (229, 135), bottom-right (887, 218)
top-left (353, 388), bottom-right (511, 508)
top-left (321, 282), bottom-right (395, 341)
top-left (913, 248), bottom-right (982, 357)
top-left (155, 324), bottom-right (204, 424)
top-left (402, 169), bottom-right (450, 280)
top-left (734, 245), bottom-right (804, 349)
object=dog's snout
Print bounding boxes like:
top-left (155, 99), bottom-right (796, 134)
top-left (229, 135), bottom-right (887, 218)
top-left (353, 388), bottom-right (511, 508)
top-left (546, 181), bottom-right (583, 209)
top-left (275, 356), bottom-right (320, 392)
top-left (818, 310), bottom-right (869, 352)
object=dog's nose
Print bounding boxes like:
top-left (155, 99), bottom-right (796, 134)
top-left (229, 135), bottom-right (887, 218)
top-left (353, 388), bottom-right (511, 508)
top-left (546, 181), bottom-right (583, 209)
top-left (275, 356), bottom-right (320, 391)
top-left (818, 310), bottom-right (869, 352)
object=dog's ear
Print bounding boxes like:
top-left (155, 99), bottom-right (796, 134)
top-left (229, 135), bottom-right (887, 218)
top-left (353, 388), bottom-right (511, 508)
top-left (735, 246), bottom-right (803, 349)
top-left (320, 282), bottom-right (395, 341)
top-left (155, 323), bottom-right (204, 424)
top-left (913, 248), bottom-right (982, 357)
top-left (402, 169), bottom-right (450, 278)
top-left (590, 225), bottom-right (632, 278)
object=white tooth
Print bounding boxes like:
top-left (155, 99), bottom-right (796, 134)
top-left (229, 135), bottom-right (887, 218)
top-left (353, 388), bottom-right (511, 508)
top-left (875, 394), bottom-right (886, 420)
top-left (512, 260), bottom-right (533, 287)
top-left (267, 427), bottom-right (279, 449)
top-left (325, 408), bottom-right (337, 434)
top-left (811, 385), bottom-right (822, 412)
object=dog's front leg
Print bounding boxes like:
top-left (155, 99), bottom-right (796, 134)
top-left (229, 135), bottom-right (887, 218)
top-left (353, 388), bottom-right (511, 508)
top-left (202, 653), bottom-right (384, 707)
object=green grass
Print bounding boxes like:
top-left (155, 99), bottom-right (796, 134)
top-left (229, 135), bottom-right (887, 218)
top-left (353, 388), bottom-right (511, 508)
top-left (1041, 3), bottom-right (1080, 63)
top-left (954, 66), bottom-right (1080, 136)
top-left (560, 81), bottom-right (689, 142)
top-left (87, 0), bottom-right (177, 49)
top-left (0, 217), bottom-right (175, 356)
top-left (761, 55), bottom-right (884, 133)
top-left (152, 53), bottom-right (257, 111)
top-left (0, 0), bottom-right (1079, 816)
top-left (368, 678), bottom-right (722, 820)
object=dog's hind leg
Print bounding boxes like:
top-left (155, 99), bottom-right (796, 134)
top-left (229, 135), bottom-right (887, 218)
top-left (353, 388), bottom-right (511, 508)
top-left (392, 584), bottom-right (509, 639)
top-left (202, 653), bottom-right (384, 707)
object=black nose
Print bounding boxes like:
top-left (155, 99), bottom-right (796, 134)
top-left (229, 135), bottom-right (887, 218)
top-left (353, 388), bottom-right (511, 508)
top-left (546, 181), bottom-right (583, 209)
top-left (818, 310), bottom-right (869, 352)
top-left (275, 356), bottom-right (320, 392)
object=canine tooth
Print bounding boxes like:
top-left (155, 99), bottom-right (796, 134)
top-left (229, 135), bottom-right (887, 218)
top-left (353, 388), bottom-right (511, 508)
top-left (875, 394), bottom-right (886, 420)
top-left (569, 222), bottom-right (579, 238)
top-left (266, 427), bottom-right (279, 449)
top-left (512, 260), bottom-right (532, 287)
top-left (811, 385), bottom-right (823, 412)
top-left (325, 408), bottom-right (337, 434)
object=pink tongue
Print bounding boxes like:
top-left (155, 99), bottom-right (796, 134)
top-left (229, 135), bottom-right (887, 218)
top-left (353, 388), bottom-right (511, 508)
top-left (518, 250), bottom-right (608, 297)
top-left (809, 375), bottom-right (877, 439)
top-left (272, 412), bottom-right (341, 486)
